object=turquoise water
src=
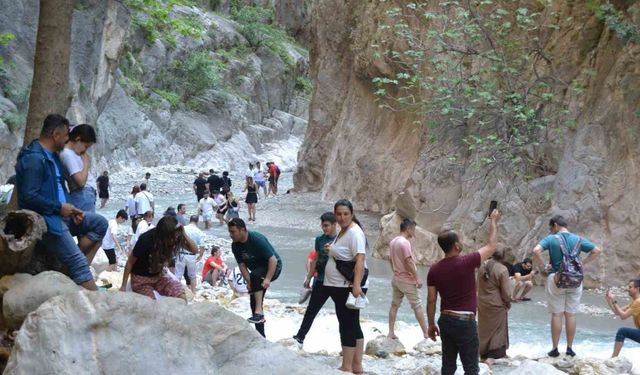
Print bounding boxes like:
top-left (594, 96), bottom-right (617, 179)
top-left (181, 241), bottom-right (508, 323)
top-left (97, 169), bottom-right (640, 365)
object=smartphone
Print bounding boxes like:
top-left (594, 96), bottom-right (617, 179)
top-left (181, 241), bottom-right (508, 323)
top-left (488, 200), bottom-right (498, 216)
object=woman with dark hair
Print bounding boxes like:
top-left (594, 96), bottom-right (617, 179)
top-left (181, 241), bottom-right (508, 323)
top-left (120, 216), bottom-right (198, 301)
top-left (59, 124), bottom-right (98, 212)
top-left (127, 185), bottom-right (140, 218)
top-left (323, 199), bottom-right (368, 373)
top-left (243, 176), bottom-right (258, 221)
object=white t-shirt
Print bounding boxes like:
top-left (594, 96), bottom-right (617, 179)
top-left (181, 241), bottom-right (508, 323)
top-left (213, 194), bottom-right (225, 206)
top-left (102, 219), bottom-right (119, 249)
top-left (131, 220), bottom-right (153, 247)
top-left (184, 224), bottom-right (204, 246)
top-left (253, 169), bottom-right (265, 182)
top-left (59, 148), bottom-right (95, 189)
top-left (134, 191), bottom-right (154, 214)
top-left (323, 224), bottom-right (368, 288)
top-left (199, 197), bottom-right (215, 214)
top-left (127, 194), bottom-right (137, 216)
top-left (229, 266), bottom-right (248, 293)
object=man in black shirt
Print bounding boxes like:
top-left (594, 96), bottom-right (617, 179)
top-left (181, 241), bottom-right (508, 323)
top-left (207, 169), bottom-right (222, 194)
top-left (193, 173), bottom-right (208, 202)
top-left (229, 218), bottom-right (282, 338)
top-left (96, 171), bottom-right (109, 208)
top-left (510, 258), bottom-right (536, 301)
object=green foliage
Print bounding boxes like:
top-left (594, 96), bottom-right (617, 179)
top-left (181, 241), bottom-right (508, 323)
top-left (153, 89), bottom-right (180, 110)
top-left (0, 32), bottom-right (15, 66)
top-left (295, 76), bottom-right (312, 96)
top-left (231, 5), bottom-right (296, 66)
top-left (1, 111), bottom-right (25, 131)
top-left (371, 1), bottom-right (570, 169)
top-left (125, 0), bottom-right (206, 46)
top-left (157, 49), bottom-right (226, 104)
top-left (588, 1), bottom-right (640, 44)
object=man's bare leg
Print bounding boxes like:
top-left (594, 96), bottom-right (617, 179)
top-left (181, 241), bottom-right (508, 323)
top-left (413, 306), bottom-right (429, 339)
top-left (388, 304), bottom-right (399, 339)
top-left (565, 312), bottom-right (576, 348)
top-left (551, 313), bottom-right (563, 350)
top-left (612, 341), bottom-right (624, 357)
top-left (78, 237), bottom-right (102, 264)
top-left (253, 290), bottom-right (264, 314)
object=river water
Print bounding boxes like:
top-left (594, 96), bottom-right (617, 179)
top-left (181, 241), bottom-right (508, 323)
top-left (98, 167), bottom-right (640, 369)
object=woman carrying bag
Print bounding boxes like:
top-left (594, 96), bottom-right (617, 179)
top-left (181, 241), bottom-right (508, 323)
top-left (323, 199), bottom-right (369, 374)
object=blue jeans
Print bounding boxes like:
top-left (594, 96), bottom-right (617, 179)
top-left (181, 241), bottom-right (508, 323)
top-left (439, 315), bottom-right (480, 375)
top-left (616, 327), bottom-right (640, 343)
top-left (68, 186), bottom-right (97, 213)
top-left (43, 212), bottom-right (108, 284)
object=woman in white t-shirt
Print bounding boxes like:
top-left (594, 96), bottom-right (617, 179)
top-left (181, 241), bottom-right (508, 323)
top-left (324, 199), bottom-right (368, 374)
top-left (59, 124), bottom-right (97, 213)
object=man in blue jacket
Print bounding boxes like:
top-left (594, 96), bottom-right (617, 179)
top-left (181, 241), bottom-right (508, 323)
top-left (15, 114), bottom-right (107, 290)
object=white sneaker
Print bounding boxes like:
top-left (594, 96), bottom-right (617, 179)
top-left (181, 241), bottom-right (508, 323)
top-left (354, 295), bottom-right (369, 309)
top-left (345, 293), bottom-right (358, 309)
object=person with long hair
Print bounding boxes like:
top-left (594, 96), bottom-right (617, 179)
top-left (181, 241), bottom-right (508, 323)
top-left (59, 124), bottom-right (98, 213)
top-left (127, 185), bottom-right (140, 218)
top-left (243, 176), bottom-right (258, 221)
top-left (120, 216), bottom-right (197, 301)
top-left (323, 199), bottom-right (368, 373)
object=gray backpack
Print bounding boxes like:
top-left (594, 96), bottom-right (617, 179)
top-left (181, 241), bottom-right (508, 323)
top-left (553, 234), bottom-right (583, 288)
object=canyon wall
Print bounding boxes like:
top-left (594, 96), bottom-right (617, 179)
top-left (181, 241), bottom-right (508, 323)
top-left (294, 0), bottom-right (640, 285)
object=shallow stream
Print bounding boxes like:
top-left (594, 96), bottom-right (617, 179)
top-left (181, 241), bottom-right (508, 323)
top-left (98, 168), bottom-right (640, 369)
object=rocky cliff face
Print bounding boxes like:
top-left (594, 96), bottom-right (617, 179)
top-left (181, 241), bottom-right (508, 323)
top-left (0, 0), bottom-right (309, 182)
top-left (295, 0), bottom-right (640, 285)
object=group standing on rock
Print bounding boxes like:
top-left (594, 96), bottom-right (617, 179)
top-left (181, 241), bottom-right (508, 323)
top-left (11, 114), bottom-right (640, 374)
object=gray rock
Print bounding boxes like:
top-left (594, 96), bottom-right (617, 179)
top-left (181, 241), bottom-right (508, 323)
top-left (507, 359), bottom-right (567, 374)
top-left (2, 271), bottom-right (82, 330)
top-left (365, 335), bottom-right (407, 357)
top-left (4, 291), bottom-right (344, 374)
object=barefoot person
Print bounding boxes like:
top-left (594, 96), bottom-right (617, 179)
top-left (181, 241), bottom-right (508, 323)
top-left (324, 199), bottom-right (368, 374)
top-left (120, 216), bottom-right (198, 301)
top-left (293, 212), bottom-right (337, 345)
top-left (102, 210), bottom-right (128, 272)
top-left (477, 250), bottom-right (512, 363)
top-left (427, 209), bottom-right (500, 375)
top-left (388, 218), bottom-right (428, 340)
top-left (532, 215), bottom-right (602, 357)
top-left (15, 114), bottom-right (108, 291)
top-left (228, 218), bottom-right (282, 337)
top-left (605, 279), bottom-right (640, 357)
top-left (243, 176), bottom-right (258, 221)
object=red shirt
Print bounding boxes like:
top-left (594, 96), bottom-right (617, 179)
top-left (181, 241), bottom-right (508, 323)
top-left (202, 256), bottom-right (224, 280)
top-left (427, 252), bottom-right (481, 313)
top-left (307, 249), bottom-right (318, 277)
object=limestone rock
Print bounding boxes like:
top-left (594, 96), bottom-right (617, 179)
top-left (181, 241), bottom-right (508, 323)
top-left (507, 360), bottom-right (566, 375)
top-left (4, 291), bottom-right (344, 375)
top-left (373, 212), bottom-right (443, 266)
top-left (91, 249), bottom-right (110, 275)
top-left (2, 271), bottom-right (82, 330)
top-left (413, 339), bottom-right (442, 356)
top-left (365, 335), bottom-right (407, 357)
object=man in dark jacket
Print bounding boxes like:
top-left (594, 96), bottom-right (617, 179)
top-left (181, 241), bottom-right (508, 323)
top-left (15, 114), bottom-right (107, 290)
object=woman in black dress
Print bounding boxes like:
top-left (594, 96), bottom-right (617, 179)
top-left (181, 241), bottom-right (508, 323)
top-left (243, 176), bottom-right (258, 221)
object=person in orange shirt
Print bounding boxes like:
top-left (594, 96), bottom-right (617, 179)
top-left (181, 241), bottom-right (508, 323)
top-left (606, 278), bottom-right (640, 357)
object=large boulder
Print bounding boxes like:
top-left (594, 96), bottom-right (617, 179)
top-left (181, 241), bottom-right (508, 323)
top-left (4, 291), bottom-right (344, 374)
top-left (573, 357), bottom-right (633, 375)
top-left (507, 359), bottom-right (566, 375)
top-left (365, 335), bottom-right (407, 357)
top-left (2, 271), bottom-right (82, 330)
top-left (413, 338), bottom-right (442, 355)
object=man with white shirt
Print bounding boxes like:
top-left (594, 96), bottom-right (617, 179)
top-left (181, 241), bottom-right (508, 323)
top-left (198, 192), bottom-right (215, 229)
top-left (102, 210), bottom-right (128, 271)
top-left (131, 211), bottom-right (154, 249)
top-left (134, 183), bottom-right (154, 215)
top-left (175, 215), bottom-right (205, 294)
top-left (254, 161), bottom-right (267, 197)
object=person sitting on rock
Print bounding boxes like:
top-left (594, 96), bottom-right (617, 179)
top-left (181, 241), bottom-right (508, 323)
top-left (202, 246), bottom-right (230, 287)
top-left (15, 114), bottom-right (108, 291)
top-left (120, 216), bottom-right (198, 301)
top-left (605, 278), bottom-right (640, 357)
top-left (509, 258), bottom-right (536, 301)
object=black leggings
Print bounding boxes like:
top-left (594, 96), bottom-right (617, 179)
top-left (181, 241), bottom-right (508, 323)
top-left (248, 264), bottom-right (281, 338)
top-left (327, 286), bottom-right (366, 347)
top-left (296, 281), bottom-right (331, 341)
top-left (250, 291), bottom-right (266, 337)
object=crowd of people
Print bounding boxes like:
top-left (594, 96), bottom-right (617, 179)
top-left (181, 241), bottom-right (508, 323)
top-left (10, 113), bottom-right (640, 374)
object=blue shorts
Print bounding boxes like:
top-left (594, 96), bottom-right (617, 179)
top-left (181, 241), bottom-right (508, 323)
top-left (255, 180), bottom-right (266, 188)
top-left (68, 186), bottom-right (97, 213)
top-left (45, 212), bottom-right (108, 284)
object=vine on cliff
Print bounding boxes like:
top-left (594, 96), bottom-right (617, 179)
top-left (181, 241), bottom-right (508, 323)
top-left (371, 1), bottom-right (571, 172)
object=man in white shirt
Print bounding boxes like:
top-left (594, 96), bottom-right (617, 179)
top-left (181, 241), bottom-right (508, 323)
top-left (198, 192), bottom-right (215, 229)
top-left (134, 183), bottom-right (154, 215)
top-left (175, 215), bottom-right (205, 294)
top-left (254, 161), bottom-right (267, 197)
top-left (101, 209), bottom-right (128, 271)
top-left (131, 211), bottom-right (154, 249)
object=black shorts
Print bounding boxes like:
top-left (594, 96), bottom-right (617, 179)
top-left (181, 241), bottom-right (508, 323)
top-left (103, 248), bottom-right (116, 265)
top-left (98, 190), bottom-right (109, 199)
top-left (249, 263), bottom-right (282, 293)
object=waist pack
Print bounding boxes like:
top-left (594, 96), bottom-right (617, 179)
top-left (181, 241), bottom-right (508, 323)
top-left (334, 258), bottom-right (369, 287)
top-left (554, 234), bottom-right (583, 289)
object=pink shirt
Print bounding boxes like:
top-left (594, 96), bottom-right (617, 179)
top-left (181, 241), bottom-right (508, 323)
top-left (390, 236), bottom-right (417, 284)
